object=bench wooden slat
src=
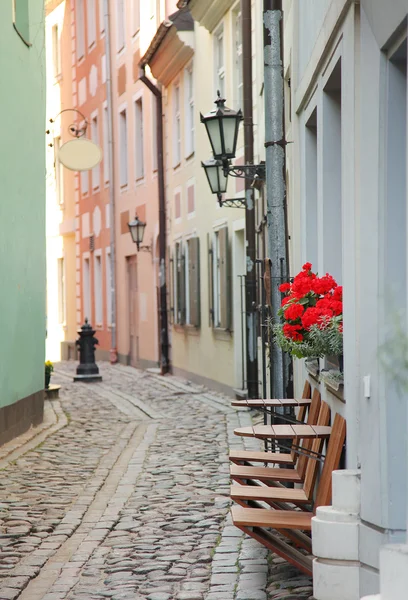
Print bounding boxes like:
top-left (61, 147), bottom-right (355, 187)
top-left (229, 450), bottom-right (296, 465)
top-left (231, 398), bottom-right (312, 407)
top-left (234, 424), bottom-right (331, 439)
top-left (232, 507), bottom-right (312, 530)
top-left (230, 464), bottom-right (303, 483)
top-left (230, 485), bottom-right (309, 503)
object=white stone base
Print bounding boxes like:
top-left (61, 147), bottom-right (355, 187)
top-left (313, 469), bottom-right (361, 600)
top-left (314, 558), bottom-right (360, 600)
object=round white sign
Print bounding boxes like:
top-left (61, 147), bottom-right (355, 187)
top-left (58, 138), bottom-right (103, 171)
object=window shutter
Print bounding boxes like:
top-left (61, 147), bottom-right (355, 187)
top-left (188, 237), bottom-right (200, 327)
top-left (207, 233), bottom-right (214, 327)
top-left (169, 254), bottom-right (174, 325)
top-left (219, 227), bottom-right (230, 329)
top-left (180, 249), bottom-right (186, 325)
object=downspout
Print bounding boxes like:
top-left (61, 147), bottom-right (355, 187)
top-left (263, 0), bottom-right (290, 398)
top-left (139, 66), bottom-right (170, 375)
top-left (241, 1), bottom-right (259, 399)
top-left (104, 0), bottom-right (118, 362)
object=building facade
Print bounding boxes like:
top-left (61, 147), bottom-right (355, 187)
top-left (0, 0), bottom-right (46, 443)
top-left (46, 0), bottom-right (77, 362)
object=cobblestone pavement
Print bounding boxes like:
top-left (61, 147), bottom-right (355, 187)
top-left (0, 363), bottom-right (312, 600)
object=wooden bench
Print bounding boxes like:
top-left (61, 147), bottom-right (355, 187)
top-left (231, 413), bottom-right (346, 575)
top-left (230, 401), bottom-right (330, 489)
top-left (229, 387), bottom-right (321, 468)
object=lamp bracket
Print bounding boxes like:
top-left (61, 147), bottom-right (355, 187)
top-left (137, 244), bottom-right (152, 253)
top-left (47, 108), bottom-right (88, 139)
top-left (222, 160), bottom-right (266, 181)
top-left (217, 194), bottom-right (246, 209)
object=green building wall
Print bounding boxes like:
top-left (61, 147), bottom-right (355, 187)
top-left (0, 1), bottom-right (46, 443)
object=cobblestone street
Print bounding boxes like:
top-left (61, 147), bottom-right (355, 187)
top-left (0, 363), bottom-right (312, 600)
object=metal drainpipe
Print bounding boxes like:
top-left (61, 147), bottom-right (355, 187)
top-left (263, 0), bottom-right (290, 399)
top-left (139, 67), bottom-right (170, 375)
top-left (241, 0), bottom-right (259, 399)
top-left (104, 0), bottom-right (118, 363)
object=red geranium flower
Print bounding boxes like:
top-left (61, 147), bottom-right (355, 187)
top-left (283, 324), bottom-right (304, 341)
top-left (301, 307), bottom-right (320, 329)
top-left (311, 274), bottom-right (337, 295)
top-left (302, 262), bottom-right (312, 272)
top-left (333, 286), bottom-right (343, 301)
top-left (279, 282), bottom-right (291, 293)
top-left (284, 303), bottom-right (305, 321)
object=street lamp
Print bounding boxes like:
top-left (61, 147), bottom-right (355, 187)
top-left (201, 158), bottom-right (228, 194)
top-left (128, 214), bottom-right (151, 252)
top-left (200, 91), bottom-right (242, 160)
top-left (201, 93), bottom-right (266, 207)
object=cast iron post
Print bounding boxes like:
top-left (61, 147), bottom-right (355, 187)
top-left (241, 0), bottom-right (259, 399)
top-left (74, 319), bottom-right (103, 382)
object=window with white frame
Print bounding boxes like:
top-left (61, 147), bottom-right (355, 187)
top-left (81, 169), bottom-right (89, 195)
top-left (94, 253), bottom-right (103, 324)
top-left (151, 94), bottom-right (158, 171)
top-left (173, 84), bottom-right (181, 166)
top-left (83, 256), bottom-right (91, 320)
top-left (185, 64), bottom-right (194, 157)
top-left (119, 108), bottom-right (128, 186)
top-left (117, 0), bottom-right (125, 51)
top-left (106, 248), bottom-right (112, 325)
top-left (91, 113), bottom-right (100, 189)
top-left (87, 0), bottom-right (96, 47)
top-left (99, 0), bottom-right (105, 33)
top-left (134, 97), bottom-right (144, 180)
top-left (132, 0), bottom-right (140, 35)
top-left (54, 137), bottom-right (64, 204)
top-left (57, 257), bottom-right (66, 324)
top-left (232, 6), bottom-right (243, 109)
top-left (52, 24), bottom-right (61, 78)
top-left (103, 105), bottom-right (109, 183)
top-left (214, 25), bottom-right (225, 97)
top-left (209, 227), bottom-right (230, 329)
top-left (76, 0), bottom-right (85, 59)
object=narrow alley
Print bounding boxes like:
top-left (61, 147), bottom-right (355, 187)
top-left (0, 364), bottom-right (312, 600)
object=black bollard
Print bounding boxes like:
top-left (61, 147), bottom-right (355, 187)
top-left (73, 319), bottom-right (103, 382)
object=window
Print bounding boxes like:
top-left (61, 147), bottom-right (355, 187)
top-left (173, 84), bottom-right (181, 166)
top-left (94, 254), bottom-right (103, 324)
top-left (174, 242), bottom-right (185, 325)
top-left (174, 191), bottom-right (181, 221)
top-left (81, 169), bottom-right (89, 195)
top-left (58, 258), bottom-right (66, 324)
top-left (83, 257), bottom-right (91, 321)
top-left (134, 98), bottom-right (144, 180)
top-left (151, 95), bottom-right (158, 171)
top-left (185, 65), bottom-right (194, 157)
top-left (91, 113), bottom-right (100, 189)
top-left (87, 0), bottom-right (96, 47)
top-left (304, 109), bottom-right (318, 267)
top-left (52, 24), bottom-right (61, 78)
top-left (209, 227), bottom-right (230, 329)
top-left (99, 0), bottom-right (105, 33)
top-left (117, 0), bottom-right (125, 51)
top-left (106, 249), bottom-right (112, 325)
top-left (54, 137), bottom-right (64, 205)
top-left (13, 0), bottom-right (30, 46)
top-left (233, 7), bottom-right (243, 108)
top-left (214, 25), bottom-right (225, 97)
top-left (187, 184), bottom-right (195, 215)
top-left (76, 0), bottom-right (85, 59)
top-left (187, 238), bottom-right (200, 326)
top-left (132, 0), bottom-right (140, 35)
top-left (322, 59), bottom-right (342, 282)
top-left (119, 108), bottom-right (128, 186)
top-left (103, 105), bottom-right (109, 183)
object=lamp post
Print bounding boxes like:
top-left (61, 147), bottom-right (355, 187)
top-left (201, 93), bottom-right (262, 398)
top-left (128, 215), bottom-right (151, 253)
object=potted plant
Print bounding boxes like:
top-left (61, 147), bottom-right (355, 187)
top-left (45, 360), bottom-right (54, 390)
top-left (272, 262), bottom-right (343, 365)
